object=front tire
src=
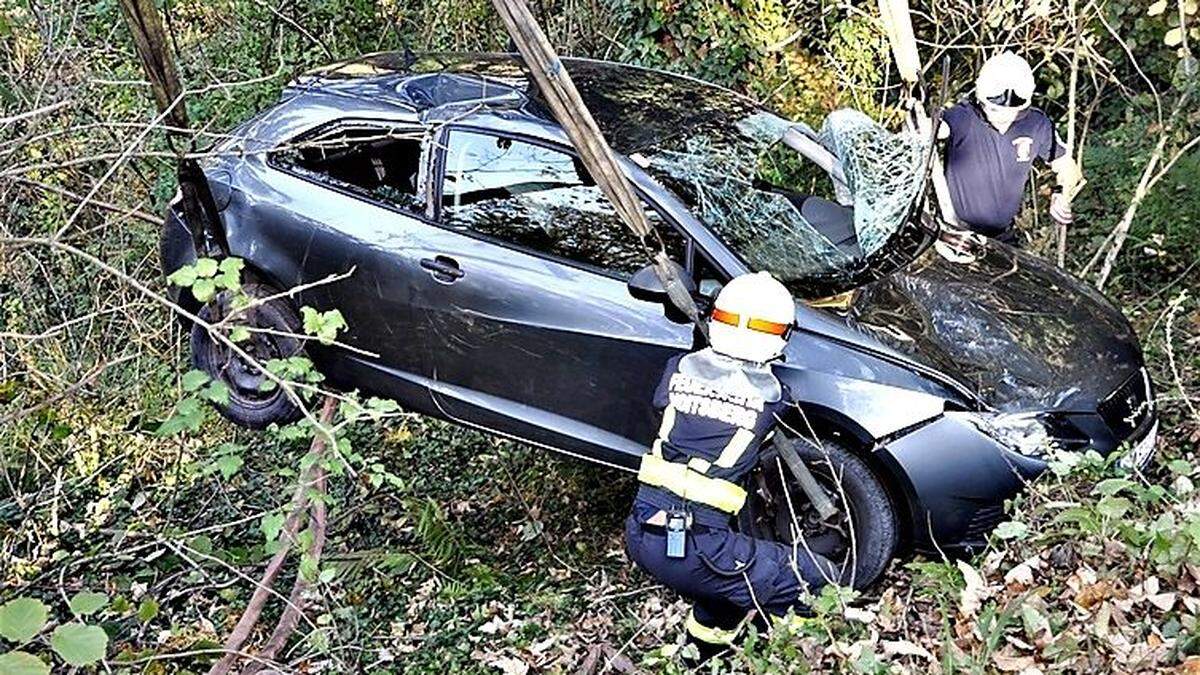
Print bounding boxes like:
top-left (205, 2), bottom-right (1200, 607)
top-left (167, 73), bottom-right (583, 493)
top-left (190, 283), bottom-right (304, 429)
top-left (739, 435), bottom-right (898, 589)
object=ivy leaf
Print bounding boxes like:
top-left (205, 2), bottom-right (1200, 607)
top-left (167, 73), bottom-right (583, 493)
top-left (166, 265), bottom-right (197, 288)
top-left (191, 277), bottom-right (217, 303)
top-left (0, 651), bottom-right (50, 675)
top-left (193, 257), bottom-right (219, 278)
top-left (50, 623), bottom-right (107, 666)
top-left (68, 591), bottom-right (109, 617)
top-left (181, 370), bottom-right (210, 392)
top-left (0, 598), bottom-right (49, 644)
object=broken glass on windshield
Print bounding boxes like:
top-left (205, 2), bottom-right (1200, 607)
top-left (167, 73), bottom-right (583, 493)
top-left (642, 108), bottom-right (930, 298)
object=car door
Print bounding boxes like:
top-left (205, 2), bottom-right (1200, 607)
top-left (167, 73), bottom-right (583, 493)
top-left (414, 127), bottom-right (699, 466)
top-left (241, 120), bottom-right (443, 410)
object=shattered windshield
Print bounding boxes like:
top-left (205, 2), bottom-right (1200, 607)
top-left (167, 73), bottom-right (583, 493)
top-left (643, 108), bottom-right (931, 299)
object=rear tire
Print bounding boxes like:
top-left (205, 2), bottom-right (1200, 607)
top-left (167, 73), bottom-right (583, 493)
top-left (190, 283), bottom-right (304, 429)
top-left (739, 435), bottom-right (898, 589)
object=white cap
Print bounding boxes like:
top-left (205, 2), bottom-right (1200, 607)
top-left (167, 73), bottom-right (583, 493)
top-left (708, 272), bottom-right (795, 363)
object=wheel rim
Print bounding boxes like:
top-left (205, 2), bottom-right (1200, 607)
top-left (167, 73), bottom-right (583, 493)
top-left (748, 455), bottom-right (861, 583)
top-left (202, 303), bottom-right (300, 410)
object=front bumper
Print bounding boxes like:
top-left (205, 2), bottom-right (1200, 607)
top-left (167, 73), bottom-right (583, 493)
top-left (879, 368), bottom-right (1157, 554)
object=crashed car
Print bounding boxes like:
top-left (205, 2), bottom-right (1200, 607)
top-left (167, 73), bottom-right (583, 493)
top-left (160, 53), bottom-right (1157, 588)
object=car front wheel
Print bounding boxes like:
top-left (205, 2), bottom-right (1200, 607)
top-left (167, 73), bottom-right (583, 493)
top-left (190, 283), bottom-right (304, 429)
top-left (739, 434), bottom-right (898, 590)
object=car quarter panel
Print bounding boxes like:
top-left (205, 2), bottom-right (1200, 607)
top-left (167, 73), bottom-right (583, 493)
top-left (216, 152), bottom-right (441, 409)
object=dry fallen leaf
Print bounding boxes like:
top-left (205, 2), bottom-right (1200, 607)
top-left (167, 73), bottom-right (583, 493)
top-left (1075, 580), bottom-right (1113, 609)
top-left (882, 639), bottom-right (933, 661)
top-left (958, 560), bottom-right (992, 617)
top-left (1149, 592), bottom-right (1178, 611)
top-left (992, 648), bottom-right (1036, 672)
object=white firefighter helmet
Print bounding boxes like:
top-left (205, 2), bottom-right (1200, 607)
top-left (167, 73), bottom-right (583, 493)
top-left (975, 51), bottom-right (1035, 132)
top-left (708, 272), bottom-right (795, 363)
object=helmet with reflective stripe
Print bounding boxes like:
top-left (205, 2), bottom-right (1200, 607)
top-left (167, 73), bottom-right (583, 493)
top-left (975, 51), bottom-right (1035, 132)
top-left (708, 271), bottom-right (795, 363)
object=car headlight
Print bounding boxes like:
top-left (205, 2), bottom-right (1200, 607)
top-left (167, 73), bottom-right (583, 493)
top-left (951, 411), bottom-right (1056, 458)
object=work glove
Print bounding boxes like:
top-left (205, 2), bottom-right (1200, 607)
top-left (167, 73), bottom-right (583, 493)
top-left (1050, 192), bottom-right (1074, 225)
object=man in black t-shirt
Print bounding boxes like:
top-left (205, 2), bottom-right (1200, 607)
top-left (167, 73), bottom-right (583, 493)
top-left (941, 52), bottom-right (1081, 244)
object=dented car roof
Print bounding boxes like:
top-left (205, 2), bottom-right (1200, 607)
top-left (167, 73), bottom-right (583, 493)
top-left (239, 52), bottom-right (766, 156)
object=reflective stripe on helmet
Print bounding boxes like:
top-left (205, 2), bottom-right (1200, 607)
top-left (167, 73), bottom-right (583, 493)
top-left (686, 610), bottom-right (740, 645)
top-left (712, 307), bottom-right (792, 337)
top-left (746, 316), bottom-right (791, 336)
top-left (637, 454), bottom-right (747, 514)
top-left (711, 307), bottom-right (740, 327)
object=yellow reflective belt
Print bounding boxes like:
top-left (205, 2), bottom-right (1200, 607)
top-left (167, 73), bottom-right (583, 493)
top-left (685, 609), bottom-right (740, 645)
top-left (637, 454), bottom-right (747, 514)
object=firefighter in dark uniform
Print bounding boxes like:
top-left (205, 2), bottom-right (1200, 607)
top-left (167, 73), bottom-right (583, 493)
top-left (624, 271), bottom-right (834, 661)
top-left (941, 51), bottom-right (1082, 245)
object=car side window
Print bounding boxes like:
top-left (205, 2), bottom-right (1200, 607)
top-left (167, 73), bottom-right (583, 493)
top-left (440, 129), bottom-right (685, 277)
top-left (273, 124), bottom-right (426, 214)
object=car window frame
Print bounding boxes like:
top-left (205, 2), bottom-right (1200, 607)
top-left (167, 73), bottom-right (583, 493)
top-left (431, 123), bottom-right (712, 283)
top-left (267, 117), bottom-right (441, 225)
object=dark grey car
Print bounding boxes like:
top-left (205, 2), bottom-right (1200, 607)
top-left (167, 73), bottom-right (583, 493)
top-left (161, 53), bottom-right (1158, 588)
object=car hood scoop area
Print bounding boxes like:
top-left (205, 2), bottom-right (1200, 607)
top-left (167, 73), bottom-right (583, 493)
top-left (844, 237), bottom-right (1142, 413)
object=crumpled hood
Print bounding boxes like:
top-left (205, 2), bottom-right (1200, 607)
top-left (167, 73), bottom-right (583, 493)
top-left (843, 236), bottom-right (1142, 413)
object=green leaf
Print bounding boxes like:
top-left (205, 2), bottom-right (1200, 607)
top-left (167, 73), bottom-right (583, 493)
top-left (218, 257), bottom-right (244, 275)
top-left (215, 258), bottom-right (244, 289)
top-left (229, 325), bottom-right (251, 342)
top-left (1095, 478), bottom-right (1137, 497)
top-left (109, 596), bottom-right (130, 614)
top-left (181, 370), bottom-right (210, 392)
top-left (260, 513), bottom-right (285, 542)
top-left (215, 454), bottom-right (243, 480)
top-left (68, 591), bottom-right (109, 617)
top-left (993, 520), bottom-right (1029, 540)
top-left (202, 380), bottom-right (231, 407)
top-left (194, 257), bottom-right (219, 278)
top-left (166, 265), bottom-right (197, 288)
top-left (1167, 459), bottom-right (1193, 475)
top-left (301, 307), bottom-right (347, 345)
top-left (50, 623), bottom-right (107, 666)
top-left (156, 396), bottom-right (205, 436)
top-left (1096, 495), bottom-right (1133, 519)
top-left (0, 651), bottom-right (50, 675)
top-left (0, 598), bottom-right (49, 644)
top-left (136, 599), bottom-right (158, 624)
top-left (191, 277), bottom-right (217, 303)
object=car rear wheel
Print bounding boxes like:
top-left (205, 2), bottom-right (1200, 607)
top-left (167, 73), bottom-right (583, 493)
top-left (739, 434), bottom-right (898, 590)
top-left (190, 283), bottom-right (304, 429)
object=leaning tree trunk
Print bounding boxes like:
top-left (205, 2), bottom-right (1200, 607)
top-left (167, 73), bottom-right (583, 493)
top-left (118, 0), bottom-right (227, 258)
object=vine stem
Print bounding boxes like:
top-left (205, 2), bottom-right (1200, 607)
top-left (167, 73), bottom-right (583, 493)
top-left (207, 395), bottom-right (338, 675)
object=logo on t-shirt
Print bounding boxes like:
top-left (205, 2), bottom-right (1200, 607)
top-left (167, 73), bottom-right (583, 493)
top-left (1012, 137), bottom-right (1034, 162)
